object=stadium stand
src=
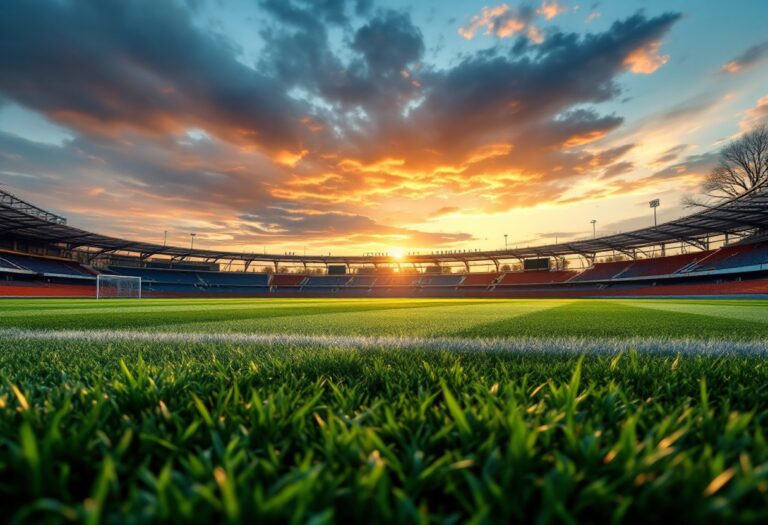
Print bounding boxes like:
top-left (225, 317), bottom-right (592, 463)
top-left (419, 275), bottom-right (464, 287)
top-left (0, 255), bottom-right (29, 271)
top-left (687, 243), bottom-right (768, 272)
top-left (496, 271), bottom-right (577, 285)
top-left (270, 274), bottom-right (307, 287)
top-left (570, 260), bottom-right (634, 282)
top-left (459, 273), bottom-right (500, 287)
top-left (0, 252), bottom-right (94, 277)
top-left (619, 251), bottom-right (713, 278)
top-left (1, 183), bottom-right (768, 298)
top-left (304, 275), bottom-right (352, 287)
top-left (347, 275), bottom-right (378, 287)
top-left (375, 274), bottom-right (422, 287)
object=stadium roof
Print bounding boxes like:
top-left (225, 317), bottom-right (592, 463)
top-left (1, 184), bottom-right (767, 266)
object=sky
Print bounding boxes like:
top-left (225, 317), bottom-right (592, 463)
top-left (0, 0), bottom-right (767, 255)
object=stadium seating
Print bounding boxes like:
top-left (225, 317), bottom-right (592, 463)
top-left (687, 243), bottom-right (768, 272)
top-left (347, 275), bottom-right (378, 287)
top-left (270, 274), bottom-right (307, 287)
top-left (570, 260), bottom-right (634, 282)
top-left (109, 266), bottom-right (271, 295)
top-left (419, 274), bottom-right (463, 287)
top-left (0, 256), bottom-right (27, 271)
top-left (0, 252), bottom-right (94, 277)
top-left (374, 274), bottom-right (422, 287)
top-left (3, 240), bottom-right (768, 299)
top-left (459, 273), bottom-right (500, 287)
top-left (497, 271), bottom-right (577, 285)
top-left (303, 275), bottom-right (351, 287)
top-left (111, 267), bottom-right (204, 284)
top-left (619, 252), bottom-right (713, 278)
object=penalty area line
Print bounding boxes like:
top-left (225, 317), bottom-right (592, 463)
top-left (0, 328), bottom-right (767, 356)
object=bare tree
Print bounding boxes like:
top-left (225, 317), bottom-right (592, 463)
top-left (685, 123), bottom-right (768, 207)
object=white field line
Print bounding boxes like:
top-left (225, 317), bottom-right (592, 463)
top-left (0, 328), bottom-right (767, 356)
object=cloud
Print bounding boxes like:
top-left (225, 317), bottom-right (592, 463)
top-left (458, 4), bottom-right (538, 41)
top-left (653, 144), bottom-right (689, 164)
top-left (721, 39), bottom-right (768, 74)
top-left (538, 1), bottom-right (567, 21)
top-left (602, 160), bottom-right (634, 178)
top-left (0, 1), bottom-right (685, 250)
top-left (740, 94), bottom-right (768, 130)
top-left (623, 40), bottom-right (669, 74)
top-left (459, 1), bottom-right (567, 41)
top-left (650, 152), bottom-right (719, 181)
top-left (352, 10), bottom-right (425, 75)
top-left (0, 0), bottom-right (306, 152)
top-left (239, 208), bottom-right (473, 245)
top-left (428, 206), bottom-right (461, 219)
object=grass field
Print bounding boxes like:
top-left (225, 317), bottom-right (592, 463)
top-left (1, 297), bottom-right (768, 523)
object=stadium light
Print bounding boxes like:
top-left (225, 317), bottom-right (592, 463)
top-left (504, 234), bottom-right (508, 251)
top-left (649, 199), bottom-right (660, 227)
top-left (163, 230), bottom-right (167, 247)
top-left (590, 219), bottom-right (597, 239)
top-left (190, 232), bottom-right (196, 250)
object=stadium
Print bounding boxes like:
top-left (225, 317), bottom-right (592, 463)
top-left (2, 183), bottom-right (768, 299)
top-left (2, 1), bottom-right (768, 523)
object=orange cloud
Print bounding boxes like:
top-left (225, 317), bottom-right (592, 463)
top-left (740, 95), bottom-right (768, 130)
top-left (623, 41), bottom-right (669, 74)
top-left (527, 26), bottom-right (544, 44)
top-left (458, 4), bottom-right (510, 40)
top-left (274, 149), bottom-right (309, 167)
top-left (496, 17), bottom-right (525, 38)
top-left (563, 130), bottom-right (609, 148)
top-left (538, 1), bottom-right (567, 21)
top-left (458, 3), bottom-right (549, 43)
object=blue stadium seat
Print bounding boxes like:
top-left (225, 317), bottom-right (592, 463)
top-left (1, 253), bottom-right (93, 277)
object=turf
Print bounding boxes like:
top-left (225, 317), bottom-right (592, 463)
top-left (1, 297), bottom-right (768, 523)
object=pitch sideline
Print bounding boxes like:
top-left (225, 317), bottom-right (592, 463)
top-left (0, 328), bottom-right (766, 355)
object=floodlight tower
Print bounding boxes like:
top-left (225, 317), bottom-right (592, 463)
top-left (649, 199), bottom-right (660, 227)
top-left (504, 234), bottom-right (508, 251)
top-left (190, 232), bottom-right (196, 250)
top-left (590, 219), bottom-right (597, 239)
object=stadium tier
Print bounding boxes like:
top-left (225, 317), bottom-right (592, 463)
top-left (459, 273), bottom-right (500, 287)
top-left (1, 185), bottom-right (768, 298)
top-left (0, 243), bottom-right (766, 297)
top-left (0, 251), bottom-right (94, 278)
top-left (496, 270), bottom-right (578, 285)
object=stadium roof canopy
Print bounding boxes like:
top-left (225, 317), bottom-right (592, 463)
top-left (1, 184), bottom-right (767, 267)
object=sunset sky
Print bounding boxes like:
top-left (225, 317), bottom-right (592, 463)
top-left (1, 0), bottom-right (767, 255)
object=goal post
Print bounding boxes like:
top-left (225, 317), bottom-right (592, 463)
top-left (96, 275), bottom-right (142, 299)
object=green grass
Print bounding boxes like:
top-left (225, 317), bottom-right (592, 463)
top-left (1, 297), bottom-right (768, 523)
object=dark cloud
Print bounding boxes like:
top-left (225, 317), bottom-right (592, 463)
top-left (0, 1), bottom-right (686, 248)
top-left (721, 39), bottom-right (768, 74)
top-left (0, 0), bottom-right (305, 150)
top-left (408, 12), bottom-right (680, 154)
top-left (651, 152), bottom-right (719, 181)
top-left (654, 144), bottom-right (688, 164)
top-left (353, 11), bottom-right (424, 76)
top-left (657, 93), bottom-right (720, 122)
top-left (239, 209), bottom-right (473, 245)
top-left (602, 161), bottom-right (634, 178)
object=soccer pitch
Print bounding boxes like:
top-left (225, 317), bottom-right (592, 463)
top-left (2, 298), bottom-right (768, 523)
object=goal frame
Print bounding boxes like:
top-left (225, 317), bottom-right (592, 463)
top-left (96, 274), bottom-right (142, 299)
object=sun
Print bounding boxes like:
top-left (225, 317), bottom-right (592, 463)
top-left (391, 248), bottom-right (405, 260)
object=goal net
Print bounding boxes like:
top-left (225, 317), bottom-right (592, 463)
top-left (96, 275), bottom-right (142, 299)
